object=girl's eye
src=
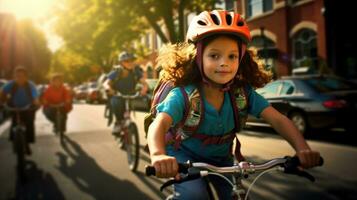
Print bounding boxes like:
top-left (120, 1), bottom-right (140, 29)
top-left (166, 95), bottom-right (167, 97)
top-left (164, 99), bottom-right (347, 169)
top-left (209, 54), bottom-right (220, 59)
top-left (229, 54), bottom-right (239, 60)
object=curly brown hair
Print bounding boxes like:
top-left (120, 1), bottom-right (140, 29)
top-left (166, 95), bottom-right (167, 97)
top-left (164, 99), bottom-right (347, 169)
top-left (156, 34), bottom-right (271, 89)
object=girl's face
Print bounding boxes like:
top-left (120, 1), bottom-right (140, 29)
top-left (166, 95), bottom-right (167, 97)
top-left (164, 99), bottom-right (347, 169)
top-left (202, 36), bottom-right (239, 85)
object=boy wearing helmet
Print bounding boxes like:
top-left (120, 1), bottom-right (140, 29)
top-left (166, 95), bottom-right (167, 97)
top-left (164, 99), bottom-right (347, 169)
top-left (147, 10), bottom-right (321, 199)
top-left (107, 51), bottom-right (148, 133)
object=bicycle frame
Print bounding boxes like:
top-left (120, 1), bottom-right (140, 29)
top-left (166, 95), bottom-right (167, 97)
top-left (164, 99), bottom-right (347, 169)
top-left (113, 92), bottom-right (139, 136)
top-left (3, 104), bottom-right (33, 182)
top-left (112, 92), bottom-right (140, 172)
top-left (49, 103), bottom-right (65, 143)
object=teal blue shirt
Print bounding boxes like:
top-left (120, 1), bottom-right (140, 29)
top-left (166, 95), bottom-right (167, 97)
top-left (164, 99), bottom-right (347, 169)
top-left (156, 84), bottom-right (269, 161)
top-left (1, 80), bottom-right (38, 107)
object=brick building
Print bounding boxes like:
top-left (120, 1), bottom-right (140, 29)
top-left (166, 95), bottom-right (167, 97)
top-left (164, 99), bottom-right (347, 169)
top-left (137, 0), bottom-right (357, 80)
top-left (237, 0), bottom-right (357, 80)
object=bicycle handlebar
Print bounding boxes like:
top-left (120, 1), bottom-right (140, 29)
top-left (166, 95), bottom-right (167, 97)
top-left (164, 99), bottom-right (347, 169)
top-left (3, 103), bottom-right (34, 112)
top-left (146, 156), bottom-right (323, 191)
top-left (112, 92), bottom-right (140, 99)
top-left (145, 156), bottom-right (323, 176)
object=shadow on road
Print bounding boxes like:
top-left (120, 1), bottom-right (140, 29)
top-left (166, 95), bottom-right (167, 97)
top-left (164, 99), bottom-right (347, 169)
top-left (242, 155), bottom-right (357, 200)
top-left (11, 160), bottom-right (65, 200)
top-left (55, 135), bottom-right (150, 200)
top-left (133, 171), bottom-right (169, 199)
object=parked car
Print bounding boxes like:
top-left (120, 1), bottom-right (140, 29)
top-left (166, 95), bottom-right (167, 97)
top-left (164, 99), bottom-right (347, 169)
top-left (73, 84), bottom-right (89, 101)
top-left (96, 73), bottom-right (109, 104)
top-left (86, 81), bottom-right (105, 104)
top-left (130, 78), bottom-right (158, 112)
top-left (246, 75), bottom-right (357, 134)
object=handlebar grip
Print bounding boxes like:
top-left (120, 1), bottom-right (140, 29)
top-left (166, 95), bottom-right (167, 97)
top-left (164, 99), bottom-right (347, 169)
top-left (145, 162), bottom-right (191, 176)
top-left (289, 156), bottom-right (324, 167)
top-left (145, 165), bottom-right (156, 176)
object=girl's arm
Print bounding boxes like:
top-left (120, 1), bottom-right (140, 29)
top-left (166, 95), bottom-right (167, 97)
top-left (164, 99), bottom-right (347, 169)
top-left (147, 112), bottom-right (178, 178)
top-left (260, 106), bottom-right (321, 168)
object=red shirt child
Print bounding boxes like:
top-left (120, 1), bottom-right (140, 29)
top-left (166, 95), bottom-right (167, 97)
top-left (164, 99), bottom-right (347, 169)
top-left (42, 74), bottom-right (72, 112)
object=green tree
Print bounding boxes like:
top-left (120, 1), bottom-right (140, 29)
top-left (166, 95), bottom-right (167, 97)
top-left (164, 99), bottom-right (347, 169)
top-left (50, 47), bottom-right (93, 84)
top-left (54, 0), bottom-right (145, 70)
top-left (15, 19), bottom-right (52, 82)
top-left (54, 0), bottom-right (216, 59)
top-left (52, 0), bottom-right (218, 82)
top-left (122, 0), bottom-right (216, 43)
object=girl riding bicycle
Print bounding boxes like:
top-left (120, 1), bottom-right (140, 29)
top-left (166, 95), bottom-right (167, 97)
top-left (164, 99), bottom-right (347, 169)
top-left (147, 10), bottom-right (321, 199)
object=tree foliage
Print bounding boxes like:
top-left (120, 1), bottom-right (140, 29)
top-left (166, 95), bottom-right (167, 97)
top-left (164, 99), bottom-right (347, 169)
top-left (50, 47), bottom-right (96, 84)
top-left (15, 20), bottom-right (52, 83)
top-left (52, 0), bottom-right (217, 81)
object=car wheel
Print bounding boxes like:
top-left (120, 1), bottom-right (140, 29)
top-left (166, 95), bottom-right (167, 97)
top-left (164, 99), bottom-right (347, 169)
top-left (289, 112), bottom-right (308, 135)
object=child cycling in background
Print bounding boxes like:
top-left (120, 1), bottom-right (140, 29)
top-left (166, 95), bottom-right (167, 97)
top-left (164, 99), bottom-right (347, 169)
top-left (42, 73), bottom-right (72, 133)
top-left (147, 10), bottom-right (321, 199)
top-left (0, 66), bottom-right (40, 155)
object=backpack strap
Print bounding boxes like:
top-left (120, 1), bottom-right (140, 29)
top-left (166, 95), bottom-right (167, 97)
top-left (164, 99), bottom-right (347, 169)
top-left (228, 86), bottom-right (249, 161)
top-left (182, 86), bottom-right (205, 133)
top-left (172, 87), bottom-right (190, 150)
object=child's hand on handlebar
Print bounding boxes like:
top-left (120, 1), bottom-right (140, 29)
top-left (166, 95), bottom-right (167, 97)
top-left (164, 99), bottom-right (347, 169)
top-left (151, 154), bottom-right (179, 179)
top-left (295, 149), bottom-right (321, 169)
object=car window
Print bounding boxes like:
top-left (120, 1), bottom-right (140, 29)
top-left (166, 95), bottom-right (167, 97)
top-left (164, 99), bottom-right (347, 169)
top-left (258, 81), bottom-right (282, 97)
top-left (280, 82), bottom-right (295, 95)
top-left (305, 77), bottom-right (357, 92)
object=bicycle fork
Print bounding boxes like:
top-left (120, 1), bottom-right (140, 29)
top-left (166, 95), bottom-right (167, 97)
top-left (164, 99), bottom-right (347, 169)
top-left (232, 172), bottom-right (248, 200)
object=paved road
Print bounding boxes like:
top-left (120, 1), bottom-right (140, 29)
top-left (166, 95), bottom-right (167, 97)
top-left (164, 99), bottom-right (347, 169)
top-left (0, 104), bottom-right (357, 200)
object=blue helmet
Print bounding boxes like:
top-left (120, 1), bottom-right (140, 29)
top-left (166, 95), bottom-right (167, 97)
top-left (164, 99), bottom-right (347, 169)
top-left (118, 51), bottom-right (135, 62)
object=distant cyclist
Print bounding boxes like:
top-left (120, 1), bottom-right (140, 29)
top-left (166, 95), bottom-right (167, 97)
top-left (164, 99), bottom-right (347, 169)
top-left (0, 66), bottom-right (40, 155)
top-left (107, 51), bottom-right (148, 134)
top-left (41, 73), bottom-right (73, 133)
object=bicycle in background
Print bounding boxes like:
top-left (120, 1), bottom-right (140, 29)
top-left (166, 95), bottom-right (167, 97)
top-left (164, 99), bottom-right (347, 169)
top-left (3, 103), bottom-right (33, 182)
top-left (112, 92), bottom-right (140, 172)
top-left (146, 156), bottom-right (324, 200)
top-left (49, 103), bottom-right (66, 144)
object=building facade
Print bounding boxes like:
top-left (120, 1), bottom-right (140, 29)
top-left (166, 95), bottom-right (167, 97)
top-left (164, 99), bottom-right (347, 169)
top-left (138, 0), bottom-right (356, 80)
top-left (238, 0), bottom-right (357, 80)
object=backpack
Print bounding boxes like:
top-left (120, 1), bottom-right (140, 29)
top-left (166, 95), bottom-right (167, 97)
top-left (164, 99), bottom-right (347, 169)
top-left (113, 65), bottom-right (142, 84)
top-left (143, 79), bottom-right (249, 161)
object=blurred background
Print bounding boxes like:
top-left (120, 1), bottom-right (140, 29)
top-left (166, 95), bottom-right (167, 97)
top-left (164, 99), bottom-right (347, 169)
top-left (1, 0), bottom-right (357, 200)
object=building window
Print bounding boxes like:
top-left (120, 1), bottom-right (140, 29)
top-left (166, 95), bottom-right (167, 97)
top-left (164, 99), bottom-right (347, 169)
top-left (246, 0), bottom-right (273, 18)
top-left (292, 29), bottom-right (317, 69)
top-left (250, 36), bottom-right (275, 48)
top-left (215, 0), bottom-right (235, 11)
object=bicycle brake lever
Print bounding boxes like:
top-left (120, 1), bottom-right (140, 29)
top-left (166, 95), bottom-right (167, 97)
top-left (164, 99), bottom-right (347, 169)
top-left (160, 179), bottom-right (178, 191)
top-left (284, 167), bottom-right (315, 182)
top-left (160, 172), bottom-right (201, 191)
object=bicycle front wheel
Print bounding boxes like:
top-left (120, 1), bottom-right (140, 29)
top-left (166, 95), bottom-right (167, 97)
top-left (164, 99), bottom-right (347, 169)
top-left (125, 122), bottom-right (140, 172)
top-left (13, 130), bottom-right (26, 181)
top-left (57, 113), bottom-right (64, 144)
